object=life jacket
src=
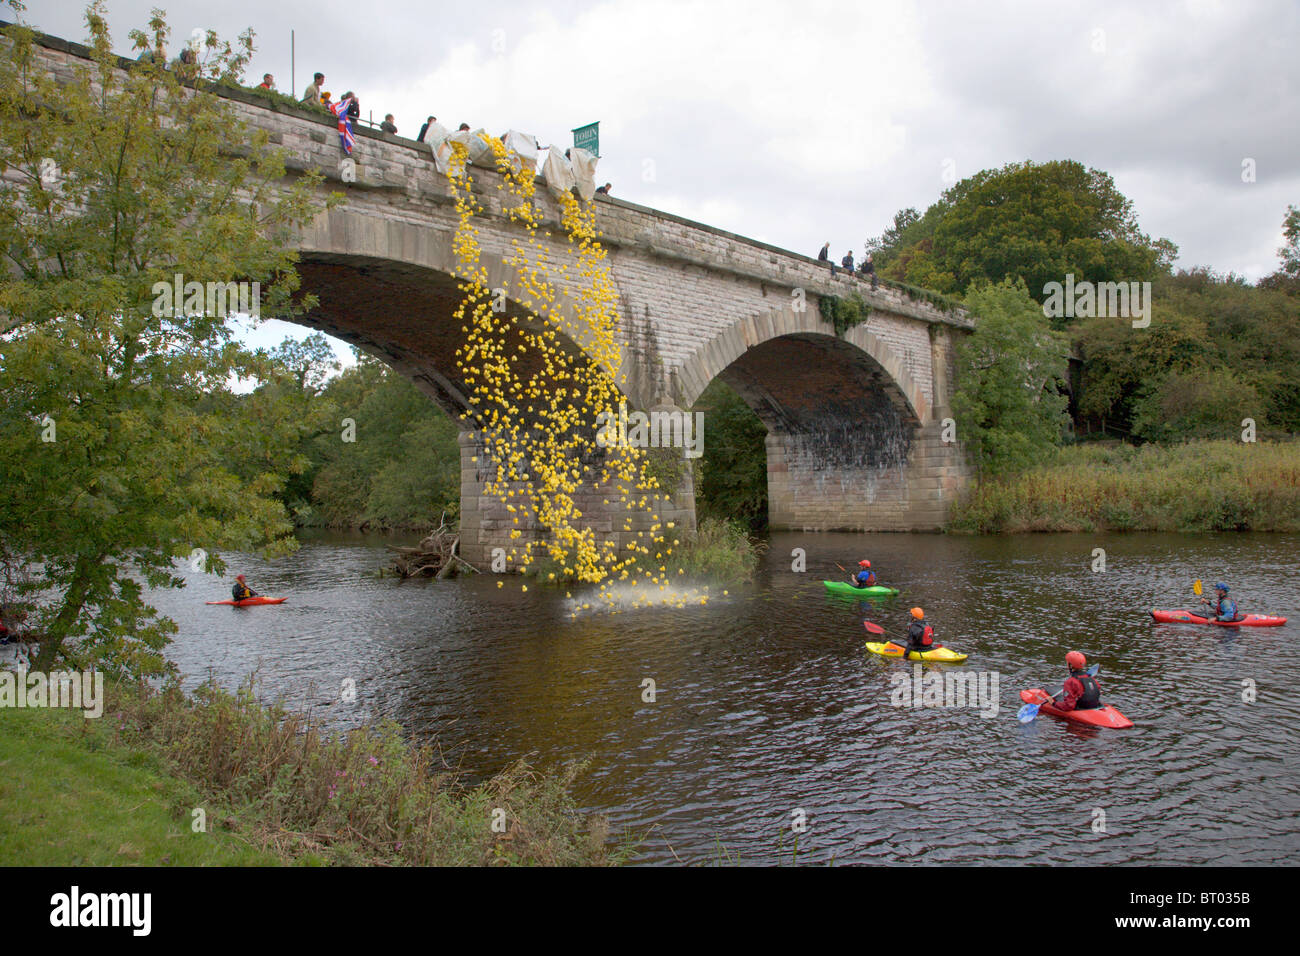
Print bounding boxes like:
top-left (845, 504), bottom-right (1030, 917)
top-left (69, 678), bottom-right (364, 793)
top-left (1216, 598), bottom-right (1239, 621)
top-left (232, 583), bottom-right (252, 601)
top-left (854, 570), bottom-right (876, 586)
top-left (1071, 670), bottom-right (1102, 709)
top-left (908, 620), bottom-right (935, 648)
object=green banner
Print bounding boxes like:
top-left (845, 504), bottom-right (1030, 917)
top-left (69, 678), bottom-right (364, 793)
top-left (572, 122), bottom-right (599, 156)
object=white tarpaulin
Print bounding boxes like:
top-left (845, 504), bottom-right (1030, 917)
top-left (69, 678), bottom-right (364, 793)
top-left (502, 129), bottom-right (540, 175)
top-left (466, 128), bottom-right (495, 167)
top-left (568, 147), bottom-right (599, 201)
top-left (421, 121), bottom-right (452, 172)
top-left (434, 129), bottom-right (470, 175)
top-left (541, 147), bottom-right (575, 199)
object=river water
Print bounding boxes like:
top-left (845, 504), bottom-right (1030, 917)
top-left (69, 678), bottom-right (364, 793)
top-left (154, 530), bottom-right (1300, 865)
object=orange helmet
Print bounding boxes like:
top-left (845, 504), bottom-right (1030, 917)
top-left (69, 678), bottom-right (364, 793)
top-left (910, 607), bottom-right (924, 619)
top-left (1066, 651), bottom-right (1087, 671)
top-left (858, 560), bottom-right (871, 568)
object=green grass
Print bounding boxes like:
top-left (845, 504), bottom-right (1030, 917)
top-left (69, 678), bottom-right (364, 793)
top-left (948, 439), bottom-right (1300, 533)
top-left (0, 705), bottom-right (283, 866)
top-left (0, 679), bottom-right (635, 866)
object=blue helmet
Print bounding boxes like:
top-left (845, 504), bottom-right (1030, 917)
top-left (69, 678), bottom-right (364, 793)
top-left (1215, 582), bottom-right (1229, 593)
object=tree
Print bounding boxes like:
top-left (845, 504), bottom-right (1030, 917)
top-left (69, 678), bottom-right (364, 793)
top-left (1073, 307), bottom-right (1212, 435)
top-left (270, 332), bottom-right (341, 393)
top-left (1259, 205), bottom-right (1300, 294)
top-left (952, 279), bottom-right (1070, 476)
top-left (690, 380), bottom-right (769, 531)
top-left (0, 4), bottom-right (332, 673)
top-left (872, 161), bottom-right (1174, 306)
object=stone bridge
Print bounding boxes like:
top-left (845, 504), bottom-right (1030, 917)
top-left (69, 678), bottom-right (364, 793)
top-left (29, 30), bottom-right (975, 566)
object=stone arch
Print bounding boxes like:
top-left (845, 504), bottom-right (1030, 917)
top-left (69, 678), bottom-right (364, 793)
top-left (671, 305), bottom-right (931, 425)
top-left (290, 207), bottom-right (626, 418)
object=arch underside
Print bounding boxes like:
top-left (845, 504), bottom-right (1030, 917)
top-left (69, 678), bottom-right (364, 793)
top-left (710, 333), bottom-right (919, 473)
top-left (293, 253), bottom-right (609, 427)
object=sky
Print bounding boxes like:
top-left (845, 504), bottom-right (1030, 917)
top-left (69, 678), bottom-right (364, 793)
top-left (24, 0), bottom-right (1300, 365)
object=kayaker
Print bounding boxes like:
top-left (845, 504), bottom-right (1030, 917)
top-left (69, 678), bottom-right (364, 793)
top-left (851, 560), bottom-right (878, 588)
top-left (231, 574), bottom-right (259, 602)
top-left (1053, 651), bottom-right (1102, 711)
top-left (1201, 582), bottom-right (1243, 622)
top-left (904, 607), bottom-right (940, 654)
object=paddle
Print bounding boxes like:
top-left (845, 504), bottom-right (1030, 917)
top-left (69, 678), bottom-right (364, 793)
top-left (1016, 664), bottom-right (1101, 723)
top-left (863, 620), bottom-right (886, 635)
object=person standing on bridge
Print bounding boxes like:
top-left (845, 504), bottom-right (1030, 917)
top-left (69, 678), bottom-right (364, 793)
top-left (258, 73), bottom-right (275, 90)
top-left (302, 72), bottom-right (325, 108)
top-left (381, 114), bottom-right (398, 134)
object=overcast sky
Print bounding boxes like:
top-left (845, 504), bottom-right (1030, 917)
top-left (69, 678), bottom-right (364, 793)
top-left (26, 0), bottom-right (1300, 360)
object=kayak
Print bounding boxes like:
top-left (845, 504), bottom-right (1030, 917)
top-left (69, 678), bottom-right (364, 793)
top-left (1151, 609), bottom-right (1286, 627)
top-left (1019, 689), bottom-right (1133, 728)
top-left (824, 580), bottom-right (899, 598)
top-left (205, 597), bottom-right (287, 607)
top-left (866, 641), bottom-right (968, 662)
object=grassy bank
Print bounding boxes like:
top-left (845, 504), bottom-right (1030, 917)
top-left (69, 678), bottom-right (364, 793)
top-left (948, 440), bottom-right (1300, 533)
top-left (0, 679), bottom-right (632, 866)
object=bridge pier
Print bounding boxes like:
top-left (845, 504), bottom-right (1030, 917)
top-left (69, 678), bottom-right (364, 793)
top-left (457, 430), bottom-right (697, 571)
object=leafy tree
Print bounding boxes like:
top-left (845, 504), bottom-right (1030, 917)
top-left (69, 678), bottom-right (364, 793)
top-left (0, 4), bottom-right (331, 673)
top-left (1073, 307), bottom-right (1212, 435)
top-left (1131, 368), bottom-right (1262, 443)
top-left (952, 279), bottom-right (1070, 476)
top-left (690, 380), bottom-right (768, 531)
top-left (1259, 205), bottom-right (1300, 294)
top-left (304, 353), bottom-right (461, 530)
top-left (872, 161), bottom-right (1175, 306)
top-left (270, 332), bottom-right (341, 393)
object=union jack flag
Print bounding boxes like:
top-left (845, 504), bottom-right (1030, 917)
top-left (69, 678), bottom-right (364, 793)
top-left (331, 97), bottom-right (355, 154)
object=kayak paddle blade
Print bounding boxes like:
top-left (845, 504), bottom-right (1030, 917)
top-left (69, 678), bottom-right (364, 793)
top-left (1193, 579), bottom-right (1202, 597)
top-left (863, 621), bottom-right (885, 635)
top-left (1017, 702), bottom-right (1040, 723)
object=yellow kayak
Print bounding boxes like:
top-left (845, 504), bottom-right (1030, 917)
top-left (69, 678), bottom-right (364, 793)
top-left (865, 641), bottom-right (968, 663)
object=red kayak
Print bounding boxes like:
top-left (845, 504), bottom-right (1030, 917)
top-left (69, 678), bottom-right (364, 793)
top-left (205, 597), bottom-right (287, 607)
top-left (1019, 689), bottom-right (1134, 729)
top-left (1151, 609), bottom-right (1286, 627)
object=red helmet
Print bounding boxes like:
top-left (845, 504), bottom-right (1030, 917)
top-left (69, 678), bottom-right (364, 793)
top-left (236, 574), bottom-right (246, 582)
top-left (1066, 651), bottom-right (1087, 671)
top-left (858, 560), bottom-right (871, 568)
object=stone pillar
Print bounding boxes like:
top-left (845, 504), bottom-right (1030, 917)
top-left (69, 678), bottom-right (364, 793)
top-left (456, 428), bottom-right (699, 571)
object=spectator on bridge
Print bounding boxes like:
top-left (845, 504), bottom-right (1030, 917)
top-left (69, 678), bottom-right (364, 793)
top-left (418, 116), bottom-right (436, 141)
top-left (595, 182), bottom-right (611, 195)
top-left (861, 252), bottom-right (878, 290)
top-left (320, 91), bottom-right (333, 111)
top-left (818, 242), bottom-right (830, 263)
top-left (258, 73), bottom-right (275, 90)
top-left (842, 250), bottom-right (855, 273)
top-left (345, 93), bottom-right (360, 123)
top-left (457, 123), bottom-right (471, 131)
top-left (302, 72), bottom-right (325, 107)
top-left (381, 114), bottom-right (398, 134)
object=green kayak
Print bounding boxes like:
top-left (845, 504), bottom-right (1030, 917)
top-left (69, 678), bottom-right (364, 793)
top-left (823, 580), bottom-right (899, 598)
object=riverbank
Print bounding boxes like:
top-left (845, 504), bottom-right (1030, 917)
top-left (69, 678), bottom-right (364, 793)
top-left (948, 440), bottom-right (1300, 533)
top-left (0, 679), bottom-right (632, 866)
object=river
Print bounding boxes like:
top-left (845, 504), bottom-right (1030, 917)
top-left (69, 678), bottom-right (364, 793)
top-left (152, 530), bottom-right (1300, 865)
